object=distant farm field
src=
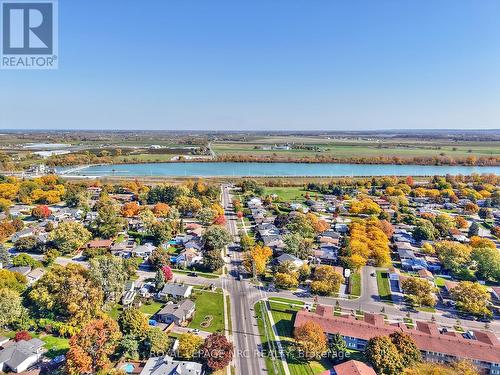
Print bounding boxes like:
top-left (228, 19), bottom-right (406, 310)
top-left (213, 141), bottom-right (500, 160)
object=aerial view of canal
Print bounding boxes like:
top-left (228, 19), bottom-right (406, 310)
top-left (60, 162), bottom-right (500, 177)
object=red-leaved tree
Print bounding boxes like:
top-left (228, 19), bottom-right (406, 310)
top-left (15, 331), bottom-right (32, 342)
top-left (213, 215), bottom-right (226, 225)
top-left (32, 205), bottom-right (52, 219)
top-left (201, 333), bottom-right (234, 371)
top-left (161, 265), bottom-right (173, 281)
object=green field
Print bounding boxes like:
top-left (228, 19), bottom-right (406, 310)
top-left (188, 290), bottom-right (225, 333)
top-left (376, 271), bottom-right (393, 302)
top-left (263, 187), bottom-right (322, 202)
top-left (213, 140), bottom-right (500, 160)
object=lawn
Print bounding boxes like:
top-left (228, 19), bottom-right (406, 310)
top-left (349, 272), bottom-right (361, 297)
top-left (376, 271), bottom-right (392, 302)
top-left (140, 301), bottom-right (164, 316)
top-left (263, 187), bottom-right (321, 202)
top-left (40, 335), bottom-right (69, 358)
top-left (268, 302), bottom-right (332, 375)
top-left (189, 290), bottom-right (225, 333)
top-left (268, 297), bottom-right (305, 306)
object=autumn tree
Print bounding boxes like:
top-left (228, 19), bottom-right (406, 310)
top-left (121, 202), bottom-right (140, 217)
top-left (450, 281), bottom-right (492, 317)
top-left (405, 360), bottom-right (479, 375)
top-left (365, 336), bottom-right (404, 375)
top-left (200, 333), bottom-right (234, 371)
top-left (50, 221), bottom-right (92, 254)
top-left (161, 265), bottom-right (174, 281)
top-left (92, 197), bottom-right (124, 238)
top-left (283, 233), bottom-right (314, 259)
top-left (31, 205), bottom-right (52, 219)
top-left (203, 250), bottom-right (225, 272)
top-left (66, 317), bottom-right (122, 375)
top-left (239, 232), bottom-right (255, 251)
top-left (145, 327), bottom-right (171, 356)
top-left (434, 241), bottom-right (472, 276)
top-left (178, 333), bottom-right (204, 359)
top-left (14, 330), bottom-right (32, 342)
top-left (401, 277), bottom-right (436, 307)
top-left (389, 332), bottom-right (421, 368)
top-left (28, 264), bottom-right (103, 326)
top-left (294, 320), bottom-right (328, 360)
top-left (471, 246), bottom-right (500, 282)
top-left (0, 288), bottom-right (23, 327)
top-left (274, 272), bottom-right (299, 290)
top-left (469, 236), bottom-right (495, 249)
top-left (0, 269), bottom-right (27, 292)
top-left (203, 225), bottom-right (232, 251)
top-left (148, 246), bottom-right (170, 270)
top-left (243, 245), bottom-right (272, 276)
top-left (89, 256), bottom-right (130, 304)
top-left (310, 265), bottom-right (344, 296)
top-left (152, 202), bottom-right (170, 217)
top-left (118, 308), bottom-right (149, 338)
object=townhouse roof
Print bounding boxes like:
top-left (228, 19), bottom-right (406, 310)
top-left (294, 306), bottom-right (500, 364)
top-left (324, 360), bottom-right (376, 375)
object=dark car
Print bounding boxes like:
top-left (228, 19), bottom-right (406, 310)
top-left (188, 272), bottom-right (198, 277)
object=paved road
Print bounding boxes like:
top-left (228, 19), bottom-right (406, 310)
top-left (221, 184), bottom-right (266, 375)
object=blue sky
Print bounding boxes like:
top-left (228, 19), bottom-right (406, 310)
top-left (1, 0), bottom-right (499, 130)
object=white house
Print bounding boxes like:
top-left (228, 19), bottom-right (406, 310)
top-left (0, 338), bottom-right (45, 373)
top-left (158, 284), bottom-right (193, 300)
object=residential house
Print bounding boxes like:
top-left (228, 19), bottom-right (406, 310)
top-left (7, 266), bottom-right (31, 276)
top-left (86, 239), bottom-right (113, 250)
top-left (156, 299), bottom-right (195, 326)
top-left (313, 246), bottom-right (338, 265)
top-left (418, 269), bottom-right (434, 282)
top-left (49, 207), bottom-right (82, 222)
top-left (133, 243), bottom-right (156, 259)
top-left (0, 338), bottom-right (45, 373)
top-left (334, 223), bottom-right (348, 234)
top-left (158, 284), bottom-right (193, 300)
top-left (171, 248), bottom-right (203, 268)
top-left (140, 355), bottom-right (203, 375)
top-left (110, 239), bottom-right (137, 257)
top-left (26, 268), bottom-right (45, 285)
top-left (491, 286), bottom-right (500, 302)
top-left (122, 290), bottom-right (136, 306)
top-left (11, 228), bottom-right (39, 243)
top-left (275, 253), bottom-right (304, 269)
top-left (9, 205), bottom-right (31, 218)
